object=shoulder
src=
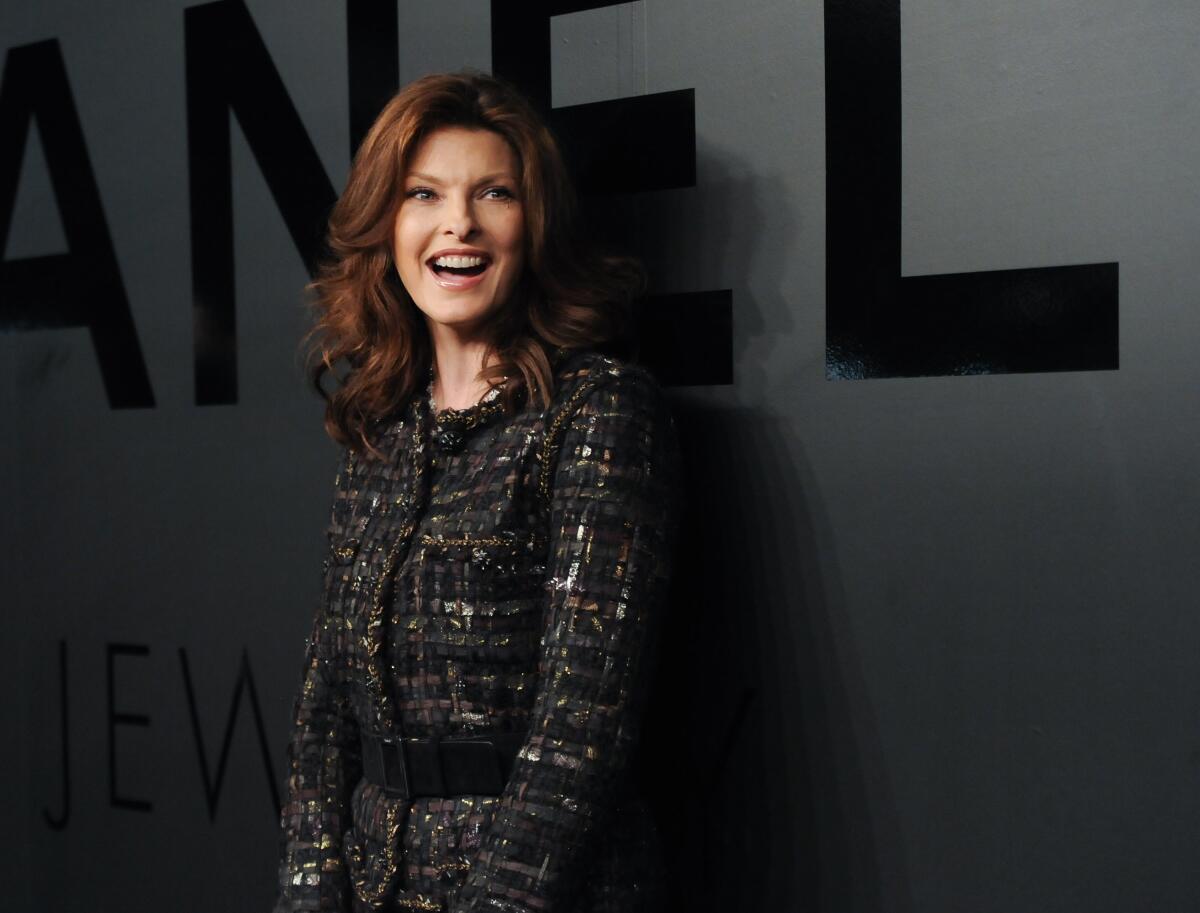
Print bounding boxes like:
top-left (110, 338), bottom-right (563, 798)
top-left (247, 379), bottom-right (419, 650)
top-left (545, 349), bottom-right (679, 476)
top-left (542, 350), bottom-right (682, 520)
top-left (549, 349), bottom-right (671, 420)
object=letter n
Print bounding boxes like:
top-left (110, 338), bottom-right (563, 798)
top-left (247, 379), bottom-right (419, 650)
top-left (184, 0), bottom-right (338, 405)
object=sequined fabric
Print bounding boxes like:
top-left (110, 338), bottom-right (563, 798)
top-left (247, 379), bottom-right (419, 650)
top-left (274, 350), bottom-right (681, 913)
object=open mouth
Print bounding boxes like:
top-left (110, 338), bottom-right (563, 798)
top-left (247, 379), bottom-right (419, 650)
top-left (428, 258), bottom-right (491, 277)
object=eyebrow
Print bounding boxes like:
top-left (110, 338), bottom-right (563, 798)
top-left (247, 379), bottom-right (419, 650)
top-left (405, 171), bottom-right (517, 185)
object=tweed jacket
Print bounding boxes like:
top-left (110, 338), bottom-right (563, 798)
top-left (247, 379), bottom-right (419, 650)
top-left (274, 350), bottom-right (682, 913)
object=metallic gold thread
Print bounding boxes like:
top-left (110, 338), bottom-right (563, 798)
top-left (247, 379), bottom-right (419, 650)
top-left (538, 379), bottom-right (601, 510)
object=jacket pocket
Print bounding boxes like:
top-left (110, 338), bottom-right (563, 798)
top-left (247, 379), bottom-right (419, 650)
top-left (416, 530), bottom-right (548, 607)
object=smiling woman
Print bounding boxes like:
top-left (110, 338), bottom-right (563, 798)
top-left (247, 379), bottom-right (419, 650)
top-left (275, 71), bottom-right (682, 913)
top-left (298, 70), bottom-right (648, 456)
top-left (392, 127), bottom-right (526, 351)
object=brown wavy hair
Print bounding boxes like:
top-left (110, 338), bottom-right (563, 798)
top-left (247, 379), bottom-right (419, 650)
top-left (300, 69), bottom-right (645, 457)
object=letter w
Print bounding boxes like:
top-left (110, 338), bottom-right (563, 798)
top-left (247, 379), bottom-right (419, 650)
top-left (179, 646), bottom-right (280, 820)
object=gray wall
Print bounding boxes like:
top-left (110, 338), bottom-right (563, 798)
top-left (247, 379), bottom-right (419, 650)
top-left (3, 0), bottom-right (1198, 911)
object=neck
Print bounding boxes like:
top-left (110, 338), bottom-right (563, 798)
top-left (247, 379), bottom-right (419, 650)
top-left (428, 323), bottom-right (499, 411)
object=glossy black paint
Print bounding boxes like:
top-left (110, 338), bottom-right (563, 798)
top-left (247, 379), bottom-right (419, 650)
top-left (185, 0), bottom-right (339, 405)
top-left (554, 89), bottom-right (697, 194)
top-left (824, 0), bottom-right (1119, 378)
top-left (347, 0), bottom-right (400, 157)
top-left (634, 290), bottom-right (734, 386)
top-left (492, 0), bottom-right (734, 387)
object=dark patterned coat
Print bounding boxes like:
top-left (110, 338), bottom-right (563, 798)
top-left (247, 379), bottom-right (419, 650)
top-left (273, 350), bottom-right (682, 913)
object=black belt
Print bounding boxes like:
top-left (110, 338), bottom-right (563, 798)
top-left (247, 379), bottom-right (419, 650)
top-left (361, 731), bottom-right (526, 799)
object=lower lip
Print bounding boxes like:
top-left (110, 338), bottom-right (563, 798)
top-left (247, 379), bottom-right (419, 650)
top-left (428, 262), bottom-right (490, 290)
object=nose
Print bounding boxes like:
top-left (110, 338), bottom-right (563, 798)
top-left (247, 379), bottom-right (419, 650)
top-left (442, 193), bottom-right (479, 241)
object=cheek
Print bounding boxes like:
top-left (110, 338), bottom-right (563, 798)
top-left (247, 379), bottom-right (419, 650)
top-left (392, 213), bottom-right (425, 264)
top-left (498, 214), bottom-right (526, 264)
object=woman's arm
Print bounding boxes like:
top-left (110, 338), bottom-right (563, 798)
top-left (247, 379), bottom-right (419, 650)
top-left (273, 448), bottom-right (364, 913)
top-left (450, 365), bottom-right (682, 913)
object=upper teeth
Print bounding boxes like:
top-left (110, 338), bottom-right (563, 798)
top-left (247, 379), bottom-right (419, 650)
top-left (434, 255), bottom-right (487, 267)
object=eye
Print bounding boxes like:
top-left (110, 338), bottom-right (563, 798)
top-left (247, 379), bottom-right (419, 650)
top-left (406, 187), bottom-right (436, 201)
top-left (483, 186), bottom-right (515, 200)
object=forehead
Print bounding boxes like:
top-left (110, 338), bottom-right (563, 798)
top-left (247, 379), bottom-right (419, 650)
top-left (406, 126), bottom-right (519, 181)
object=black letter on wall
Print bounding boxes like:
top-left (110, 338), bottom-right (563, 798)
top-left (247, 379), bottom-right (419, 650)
top-left (491, 0), bottom-right (732, 387)
top-left (107, 643), bottom-right (152, 812)
top-left (179, 647), bottom-right (280, 819)
top-left (43, 638), bottom-right (70, 830)
top-left (347, 0), bottom-right (399, 158)
top-left (0, 40), bottom-right (155, 408)
top-left (824, 0), bottom-right (1118, 378)
top-left (184, 0), bottom-right (338, 405)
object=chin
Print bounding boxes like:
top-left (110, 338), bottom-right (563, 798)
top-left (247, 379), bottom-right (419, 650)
top-left (424, 307), bottom-right (500, 336)
top-left (424, 291), bottom-right (515, 325)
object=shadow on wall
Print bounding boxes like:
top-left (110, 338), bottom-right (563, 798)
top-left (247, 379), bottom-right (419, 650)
top-left (625, 143), bottom-right (914, 913)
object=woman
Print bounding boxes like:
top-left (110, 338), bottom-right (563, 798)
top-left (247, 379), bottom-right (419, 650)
top-left (273, 70), bottom-right (682, 913)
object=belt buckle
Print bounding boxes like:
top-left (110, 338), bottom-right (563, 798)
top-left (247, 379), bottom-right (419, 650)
top-left (370, 733), bottom-right (411, 799)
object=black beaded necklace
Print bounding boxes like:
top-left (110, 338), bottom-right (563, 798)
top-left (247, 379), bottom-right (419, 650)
top-left (427, 365), bottom-right (507, 454)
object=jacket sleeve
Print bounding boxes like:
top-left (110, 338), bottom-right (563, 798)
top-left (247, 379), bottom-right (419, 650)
top-left (450, 367), bottom-right (682, 913)
top-left (274, 447), bottom-right (364, 912)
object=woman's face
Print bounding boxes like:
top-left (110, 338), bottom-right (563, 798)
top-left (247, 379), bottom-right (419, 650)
top-left (393, 126), bottom-right (526, 342)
